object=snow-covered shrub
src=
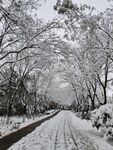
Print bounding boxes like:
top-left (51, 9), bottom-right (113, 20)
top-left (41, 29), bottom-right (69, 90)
top-left (91, 104), bottom-right (113, 140)
top-left (81, 111), bottom-right (91, 120)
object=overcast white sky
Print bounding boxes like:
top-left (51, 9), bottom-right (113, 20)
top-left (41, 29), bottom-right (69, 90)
top-left (38, 0), bottom-right (113, 21)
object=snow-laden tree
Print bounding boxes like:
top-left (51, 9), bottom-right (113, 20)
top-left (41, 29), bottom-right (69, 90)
top-left (0, 0), bottom-right (71, 123)
top-left (54, 0), bottom-right (113, 111)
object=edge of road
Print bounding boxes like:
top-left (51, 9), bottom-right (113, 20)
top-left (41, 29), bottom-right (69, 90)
top-left (0, 110), bottom-right (60, 150)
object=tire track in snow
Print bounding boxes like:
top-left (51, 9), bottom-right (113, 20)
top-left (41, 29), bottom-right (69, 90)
top-left (54, 112), bottom-right (68, 150)
top-left (67, 111), bottom-right (97, 150)
top-left (63, 112), bottom-right (68, 150)
top-left (67, 112), bottom-right (79, 150)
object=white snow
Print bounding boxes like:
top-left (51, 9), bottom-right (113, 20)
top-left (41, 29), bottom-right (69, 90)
top-left (8, 111), bottom-right (113, 150)
top-left (0, 110), bottom-right (56, 138)
top-left (91, 104), bottom-right (113, 140)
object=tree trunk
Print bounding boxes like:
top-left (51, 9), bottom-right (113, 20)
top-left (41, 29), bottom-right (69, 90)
top-left (6, 103), bottom-right (12, 124)
top-left (103, 87), bottom-right (107, 104)
top-left (22, 105), bottom-right (26, 123)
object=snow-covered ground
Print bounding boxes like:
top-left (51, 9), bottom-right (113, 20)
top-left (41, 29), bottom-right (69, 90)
top-left (91, 104), bottom-right (113, 140)
top-left (8, 111), bottom-right (113, 150)
top-left (0, 110), bottom-right (56, 138)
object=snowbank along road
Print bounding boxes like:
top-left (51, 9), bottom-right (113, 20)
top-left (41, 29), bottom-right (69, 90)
top-left (8, 111), bottom-right (113, 150)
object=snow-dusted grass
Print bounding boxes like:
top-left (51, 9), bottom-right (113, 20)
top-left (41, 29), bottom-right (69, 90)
top-left (8, 111), bottom-right (113, 150)
top-left (0, 109), bottom-right (56, 138)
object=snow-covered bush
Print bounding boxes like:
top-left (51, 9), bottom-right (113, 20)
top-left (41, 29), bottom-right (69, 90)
top-left (80, 111), bottom-right (91, 120)
top-left (91, 104), bottom-right (113, 140)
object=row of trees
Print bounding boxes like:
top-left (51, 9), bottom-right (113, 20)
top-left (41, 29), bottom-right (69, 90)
top-left (1, 0), bottom-right (113, 123)
top-left (0, 0), bottom-right (67, 124)
top-left (54, 0), bottom-right (113, 113)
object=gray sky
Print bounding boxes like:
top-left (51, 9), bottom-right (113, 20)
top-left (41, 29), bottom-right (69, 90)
top-left (38, 0), bottom-right (113, 21)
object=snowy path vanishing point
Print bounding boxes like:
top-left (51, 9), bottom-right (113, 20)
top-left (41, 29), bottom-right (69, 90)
top-left (8, 111), bottom-right (113, 150)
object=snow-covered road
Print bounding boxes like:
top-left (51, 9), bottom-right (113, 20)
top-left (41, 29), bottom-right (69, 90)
top-left (8, 111), bottom-right (113, 150)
